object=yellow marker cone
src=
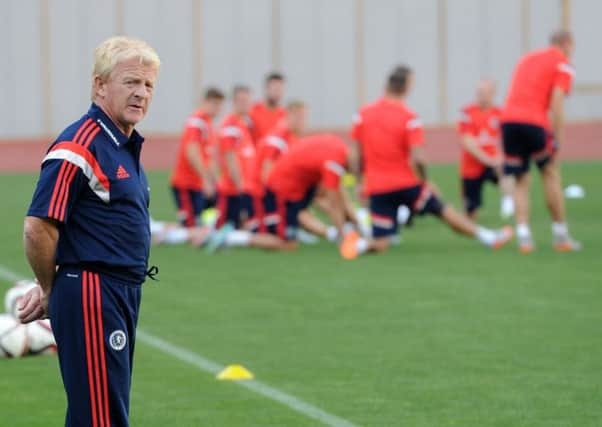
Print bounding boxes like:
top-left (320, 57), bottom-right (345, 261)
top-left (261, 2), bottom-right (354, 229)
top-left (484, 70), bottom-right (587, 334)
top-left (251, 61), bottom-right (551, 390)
top-left (216, 364), bottom-right (254, 381)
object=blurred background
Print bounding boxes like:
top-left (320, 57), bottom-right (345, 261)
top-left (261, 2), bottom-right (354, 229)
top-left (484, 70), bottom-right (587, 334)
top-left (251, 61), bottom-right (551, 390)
top-left (0, 0), bottom-right (600, 167)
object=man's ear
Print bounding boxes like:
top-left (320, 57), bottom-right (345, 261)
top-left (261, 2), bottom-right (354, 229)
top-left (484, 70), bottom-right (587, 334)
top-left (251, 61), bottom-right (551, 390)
top-left (94, 75), bottom-right (107, 99)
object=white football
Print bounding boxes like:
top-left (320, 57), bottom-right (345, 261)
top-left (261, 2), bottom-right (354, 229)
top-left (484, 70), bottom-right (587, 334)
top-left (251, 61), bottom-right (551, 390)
top-left (4, 280), bottom-right (38, 318)
top-left (0, 314), bottom-right (28, 358)
top-left (27, 319), bottom-right (57, 355)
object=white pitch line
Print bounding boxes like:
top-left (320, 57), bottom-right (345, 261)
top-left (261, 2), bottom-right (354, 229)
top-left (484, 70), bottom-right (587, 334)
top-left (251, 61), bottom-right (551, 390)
top-left (0, 264), bottom-right (359, 427)
top-left (136, 331), bottom-right (359, 427)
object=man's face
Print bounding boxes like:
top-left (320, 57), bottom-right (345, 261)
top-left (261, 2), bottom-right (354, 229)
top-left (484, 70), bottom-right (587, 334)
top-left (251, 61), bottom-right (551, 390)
top-left (95, 57), bottom-right (158, 135)
top-left (205, 98), bottom-right (224, 118)
top-left (265, 79), bottom-right (285, 104)
top-left (562, 39), bottom-right (575, 58)
top-left (476, 81), bottom-right (495, 108)
top-left (233, 91), bottom-right (251, 115)
top-left (288, 107), bottom-right (307, 134)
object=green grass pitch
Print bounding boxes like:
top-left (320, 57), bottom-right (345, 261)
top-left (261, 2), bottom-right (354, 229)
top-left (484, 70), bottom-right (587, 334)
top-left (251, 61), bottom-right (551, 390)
top-left (0, 163), bottom-right (600, 426)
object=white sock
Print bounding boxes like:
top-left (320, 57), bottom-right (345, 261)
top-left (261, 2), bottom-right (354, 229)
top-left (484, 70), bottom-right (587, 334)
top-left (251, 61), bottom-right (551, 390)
top-left (356, 238), bottom-right (369, 255)
top-left (343, 222), bottom-right (355, 235)
top-left (163, 228), bottom-right (189, 245)
top-left (516, 223), bottom-right (531, 239)
top-left (225, 230), bottom-right (252, 247)
top-left (476, 227), bottom-right (496, 246)
top-left (150, 219), bottom-right (165, 235)
top-left (552, 222), bottom-right (568, 236)
top-left (326, 226), bottom-right (339, 242)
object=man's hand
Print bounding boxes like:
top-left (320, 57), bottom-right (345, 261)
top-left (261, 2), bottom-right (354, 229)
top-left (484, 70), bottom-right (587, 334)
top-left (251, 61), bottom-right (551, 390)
top-left (489, 155), bottom-right (503, 170)
top-left (202, 179), bottom-right (216, 198)
top-left (17, 284), bottom-right (48, 324)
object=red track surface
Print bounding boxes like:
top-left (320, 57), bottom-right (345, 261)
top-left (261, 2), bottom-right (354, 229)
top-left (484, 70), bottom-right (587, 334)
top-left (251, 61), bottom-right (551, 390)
top-left (1, 121), bottom-right (600, 173)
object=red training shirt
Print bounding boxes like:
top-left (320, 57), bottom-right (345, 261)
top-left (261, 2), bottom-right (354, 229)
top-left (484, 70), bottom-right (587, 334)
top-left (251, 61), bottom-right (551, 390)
top-left (351, 98), bottom-right (424, 195)
top-left (170, 109), bottom-right (215, 190)
top-left (266, 134), bottom-right (348, 202)
top-left (217, 114), bottom-right (257, 196)
top-left (457, 104), bottom-right (502, 178)
top-left (249, 101), bottom-right (287, 143)
top-left (502, 46), bottom-right (574, 128)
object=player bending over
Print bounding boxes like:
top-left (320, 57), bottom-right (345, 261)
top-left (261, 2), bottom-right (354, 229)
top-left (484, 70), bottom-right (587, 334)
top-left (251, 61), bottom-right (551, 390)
top-left (457, 80), bottom-right (514, 220)
top-left (500, 29), bottom-right (580, 253)
top-left (341, 65), bottom-right (513, 259)
top-left (264, 133), bottom-right (358, 247)
top-left (206, 133), bottom-right (358, 253)
top-left (255, 101), bottom-right (354, 243)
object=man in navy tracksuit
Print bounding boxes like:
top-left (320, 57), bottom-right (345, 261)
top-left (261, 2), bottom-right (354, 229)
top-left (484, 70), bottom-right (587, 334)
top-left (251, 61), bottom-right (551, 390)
top-left (20, 36), bottom-right (160, 427)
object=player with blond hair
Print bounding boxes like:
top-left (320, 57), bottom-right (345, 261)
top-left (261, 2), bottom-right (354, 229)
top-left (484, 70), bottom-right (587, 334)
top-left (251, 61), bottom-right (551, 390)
top-left (21, 36), bottom-right (160, 426)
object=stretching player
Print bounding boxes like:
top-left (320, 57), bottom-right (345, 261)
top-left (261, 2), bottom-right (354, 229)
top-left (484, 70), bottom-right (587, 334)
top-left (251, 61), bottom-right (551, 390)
top-left (342, 66), bottom-right (513, 259)
top-left (501, 29), bottom-right (580, 252)
top-left (249, 72), bottom-right (287, 143)
top-left (170, 87), bottom-right (224, 229)
top-left (264, 134), bottom-right (358, 246)
top-left (207, 134), bottom-right (358, 252)
top-left (457, 80), bottom-right (514, 219)
top-left (254, 101), bottom-right (354, 243)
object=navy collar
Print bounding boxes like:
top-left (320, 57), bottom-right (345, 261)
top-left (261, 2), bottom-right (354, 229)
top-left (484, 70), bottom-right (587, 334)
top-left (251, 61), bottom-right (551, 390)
top-left (88, 103), bottom-right (145, 147)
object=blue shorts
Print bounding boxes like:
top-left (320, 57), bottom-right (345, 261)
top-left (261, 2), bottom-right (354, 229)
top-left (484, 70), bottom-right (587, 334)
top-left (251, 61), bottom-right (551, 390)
top-left (462, 168), bottom-right (498, 214)
top-left (171, 187), bottom-right (212, 227)
top-left (49, 265), bottom-right (141, 427)
top-left (369, 185), bottom-right (444, 238)
top-left (216, 192), bottom-right (260, 230)
top-left (502, 122), bottom-right (554, 176)
top-left (263, 187), bottom-right (316, 240)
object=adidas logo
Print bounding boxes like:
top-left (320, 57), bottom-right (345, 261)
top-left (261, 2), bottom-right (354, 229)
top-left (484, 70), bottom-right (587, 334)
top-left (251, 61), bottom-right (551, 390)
top-left (116, 165), bottom-right (130, 179)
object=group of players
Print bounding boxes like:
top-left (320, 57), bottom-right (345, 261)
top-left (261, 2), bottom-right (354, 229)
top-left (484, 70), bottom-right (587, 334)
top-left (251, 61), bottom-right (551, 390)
top-left (153, 29), bottom-right (581, 259)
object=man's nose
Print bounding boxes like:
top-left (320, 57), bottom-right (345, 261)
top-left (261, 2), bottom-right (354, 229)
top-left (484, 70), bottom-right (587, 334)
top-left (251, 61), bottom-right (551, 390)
top-left (134, 84), bottom-right (149, 98)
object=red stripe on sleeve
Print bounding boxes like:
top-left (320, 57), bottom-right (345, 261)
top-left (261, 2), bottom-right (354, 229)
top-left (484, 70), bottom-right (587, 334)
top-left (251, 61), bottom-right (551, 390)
top-left (47, 119), bottom-right (95, 219)
top-left (73, 118), bottom-right (94, 143)
top-left (49, 142), bottom-right (110, 192)
top-left (83, 126), bottom-right (101, 149)
top-left (56, 163), bottom-right (79, 222)
top-left (47, 160), bottom-right (69, 219)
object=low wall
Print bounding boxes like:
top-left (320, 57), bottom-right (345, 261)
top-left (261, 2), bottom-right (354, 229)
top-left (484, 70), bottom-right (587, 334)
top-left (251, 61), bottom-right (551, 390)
top-left (1, 122), bottom-right (600, 173)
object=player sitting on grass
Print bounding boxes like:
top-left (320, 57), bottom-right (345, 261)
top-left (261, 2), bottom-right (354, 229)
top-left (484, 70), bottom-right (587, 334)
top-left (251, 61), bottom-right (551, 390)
top-left (457, 80), bottom-right (514, 220)
top-left (341, 65), bottom-right (513, 259)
